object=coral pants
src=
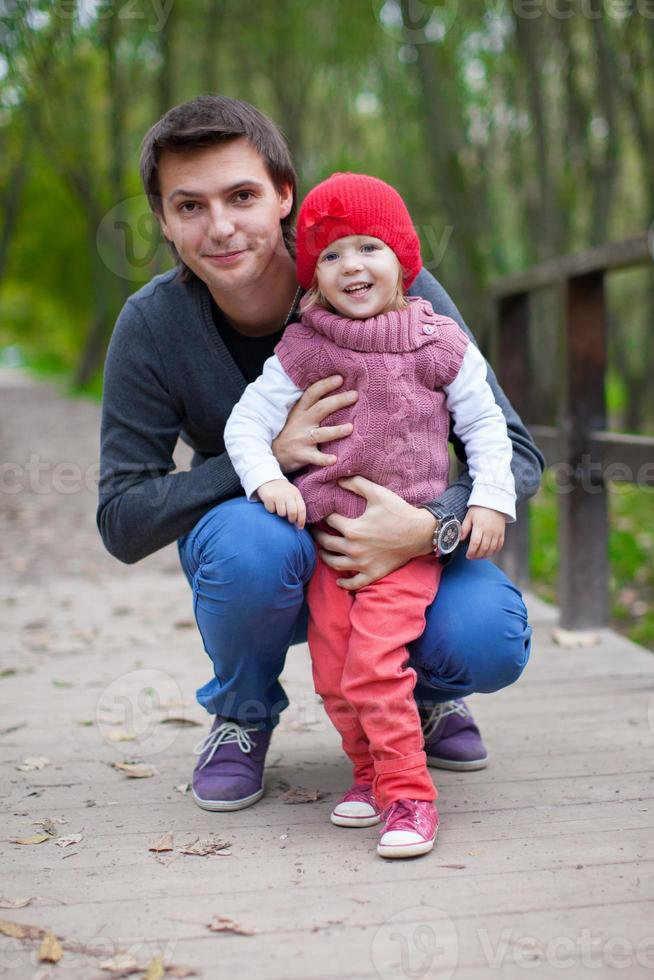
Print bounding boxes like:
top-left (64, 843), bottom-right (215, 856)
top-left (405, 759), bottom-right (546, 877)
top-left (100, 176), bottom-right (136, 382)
top-left (307, 554), bottom-right (441, 810)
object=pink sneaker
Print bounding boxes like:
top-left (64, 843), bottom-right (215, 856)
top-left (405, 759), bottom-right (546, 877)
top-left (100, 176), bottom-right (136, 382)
top-left (377, 799), bottom-right (439, 858)
top-left (330, 784), bottom-right (381, 827)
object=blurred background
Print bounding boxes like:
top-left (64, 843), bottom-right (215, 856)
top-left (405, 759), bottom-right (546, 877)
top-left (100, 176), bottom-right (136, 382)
top-left (0, 0), bottom-right (652, 644)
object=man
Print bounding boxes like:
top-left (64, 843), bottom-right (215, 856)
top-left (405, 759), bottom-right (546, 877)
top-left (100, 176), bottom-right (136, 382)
top-left (98, 95), bottom-right (543, 812)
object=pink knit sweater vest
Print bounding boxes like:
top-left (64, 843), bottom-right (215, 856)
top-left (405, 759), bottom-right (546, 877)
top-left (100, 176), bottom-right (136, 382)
top-left (275, 297), bottom-right (469, 524)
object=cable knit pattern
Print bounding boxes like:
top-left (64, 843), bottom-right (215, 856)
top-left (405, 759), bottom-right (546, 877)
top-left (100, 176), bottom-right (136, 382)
top-left (275, 297), bottom-right (469, 523)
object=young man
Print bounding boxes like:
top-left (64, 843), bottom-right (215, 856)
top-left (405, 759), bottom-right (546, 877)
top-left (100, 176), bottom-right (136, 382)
top-left (98, 96), bottom-right (543, 812)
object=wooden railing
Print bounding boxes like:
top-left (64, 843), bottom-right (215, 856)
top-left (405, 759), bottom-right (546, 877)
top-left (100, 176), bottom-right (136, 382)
top-left (491, 231), bottom-right (654, 630)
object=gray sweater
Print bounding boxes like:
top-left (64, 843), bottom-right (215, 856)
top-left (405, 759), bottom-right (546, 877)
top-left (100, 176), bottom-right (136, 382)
top-left (97, 267), bottom-right (543, 564)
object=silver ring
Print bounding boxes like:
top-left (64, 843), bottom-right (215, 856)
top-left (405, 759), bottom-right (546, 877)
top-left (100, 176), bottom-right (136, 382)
top-left (309, 426), bottom-right (320, 443)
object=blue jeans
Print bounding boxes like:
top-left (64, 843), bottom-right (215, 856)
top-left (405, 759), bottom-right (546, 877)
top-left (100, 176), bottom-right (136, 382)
top-left (178, 497), bottom-right (532, 730)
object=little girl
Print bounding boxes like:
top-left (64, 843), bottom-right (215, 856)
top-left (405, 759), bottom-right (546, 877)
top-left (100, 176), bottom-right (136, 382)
top-left (225, 173), bottom-right (515, 859)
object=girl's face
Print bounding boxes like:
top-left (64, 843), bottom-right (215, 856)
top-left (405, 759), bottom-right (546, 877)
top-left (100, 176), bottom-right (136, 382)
top-left (315, 235), bottom-right (403, 318)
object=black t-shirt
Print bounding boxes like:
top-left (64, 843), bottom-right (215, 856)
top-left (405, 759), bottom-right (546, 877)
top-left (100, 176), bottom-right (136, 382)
top-left (210, 298), bottom-right (288, 383)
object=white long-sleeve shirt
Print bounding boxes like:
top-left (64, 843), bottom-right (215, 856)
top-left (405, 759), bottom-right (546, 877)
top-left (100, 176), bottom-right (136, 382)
top-left (225, 342), bottom-right (516, 522)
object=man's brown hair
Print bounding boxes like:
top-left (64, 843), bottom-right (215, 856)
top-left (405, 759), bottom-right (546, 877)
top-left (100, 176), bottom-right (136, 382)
top-left (140, 95), bottom-right (298, 281)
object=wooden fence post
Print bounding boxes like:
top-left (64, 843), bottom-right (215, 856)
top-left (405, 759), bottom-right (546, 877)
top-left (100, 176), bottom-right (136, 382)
top-left (558, 272), bottom-right (610, 628)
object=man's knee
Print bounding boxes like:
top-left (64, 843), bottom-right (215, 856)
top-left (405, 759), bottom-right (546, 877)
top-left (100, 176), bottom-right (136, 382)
top-left (414, 557), bottom-right (532, 696)
top-left (468, 588), bottom-right (532, 693)
top-left (193, 498), bottom-right (315, 586)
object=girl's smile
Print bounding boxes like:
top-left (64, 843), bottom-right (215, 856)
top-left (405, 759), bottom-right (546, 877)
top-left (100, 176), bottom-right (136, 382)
top-left (315, 235), bottom-right (403, 317)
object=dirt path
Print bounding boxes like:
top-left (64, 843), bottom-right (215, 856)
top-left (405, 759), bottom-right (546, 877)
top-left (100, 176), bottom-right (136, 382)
top-left (2, 370), bottom-right (654, 980)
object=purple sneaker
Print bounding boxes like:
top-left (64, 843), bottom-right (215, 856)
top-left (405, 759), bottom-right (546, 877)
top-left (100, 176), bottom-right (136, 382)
top-left (420, 699), bottom-right (488, 771)
top-left (192, 717), bottom-right (271, 811)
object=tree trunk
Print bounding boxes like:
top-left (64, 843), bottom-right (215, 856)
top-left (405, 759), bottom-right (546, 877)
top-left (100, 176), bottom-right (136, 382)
top-left (0, 128), bottom-right (32, 287)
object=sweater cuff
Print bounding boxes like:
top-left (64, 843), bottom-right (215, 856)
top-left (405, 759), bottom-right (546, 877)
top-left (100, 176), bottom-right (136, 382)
top-left (242, 460), bottom-right (287, 501)
top-left (427, 482), bottom-right (472, 525)
top-left (467, 484), bottom-right (516, 522)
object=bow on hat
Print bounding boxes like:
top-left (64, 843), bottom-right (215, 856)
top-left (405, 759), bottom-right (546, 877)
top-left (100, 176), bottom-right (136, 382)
top-left (302, 196), bottom-right (349, 229)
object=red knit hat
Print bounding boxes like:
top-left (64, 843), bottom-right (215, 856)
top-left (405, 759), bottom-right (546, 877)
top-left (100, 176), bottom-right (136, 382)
top-left (295, 172), bottom-right (422, 290)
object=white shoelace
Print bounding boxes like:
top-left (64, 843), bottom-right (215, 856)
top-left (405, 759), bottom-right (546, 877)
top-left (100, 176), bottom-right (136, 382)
top-left (421, 700), bottom-right (470, 740)
top-left (193, 721), bottom-right (256, 770)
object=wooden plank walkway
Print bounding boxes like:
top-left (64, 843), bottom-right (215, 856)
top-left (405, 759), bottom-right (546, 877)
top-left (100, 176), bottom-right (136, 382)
top-left (1, 371), bottom-right (654, 980)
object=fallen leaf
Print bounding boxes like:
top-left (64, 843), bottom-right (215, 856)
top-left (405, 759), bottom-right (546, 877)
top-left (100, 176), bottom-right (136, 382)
top-left (38, 931), bottom-right (63, 963)
top-left (54, 834), bottom-right (83, 848)
top-left (439, 863), bottom-right (466, 870)
top-left (173, 620), bottom-right (194, 629)
top-left (76, 719), bottom-right (94, 726)
top-left (167, 968), bottom-right (199, 978)
top-left (149, 832), bottom-right (174, 853)
top-left (52, 679), bottom-right (74, 688)
top-left (174, 783), bottom-right (190, 795)
top-left (10, 834), bottom-right (51, 845)
top-left (278, 785), bottom-right (322, 804)
top-left (466, 848), bottom-right (485, 857)
top-left (143, 955), bottom-right (165, 980)
top-left (207, 915), bottom-right (254, 936)
top-left (0, 919), bottom-right (46, 939)
top-left (34, 817), bottom-right (66, 835)
top-left (106, 729), bottom-right (136, 743)
top-left (15, 756), bottom-right (50, 772)
top-left (100, 953), bottom-right (140, 974)
top-left (159, 717), bottom-right (202, 727)
top-left (179, 837), bottom-right (231, 857)
top-left (0, 668), bottom-right (17, 678)
top-left (0, 897), bottom-right (35, 909)
top-left (111, 762), bottom-right (156, 779)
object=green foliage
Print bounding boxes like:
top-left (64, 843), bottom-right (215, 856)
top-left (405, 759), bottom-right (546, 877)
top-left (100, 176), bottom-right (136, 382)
top-left (2, 1), bottom-right (653, 396)
top-left (530, 475), bottom-right (654, 651)
top-left (1, 0), bottom-right (652, 640)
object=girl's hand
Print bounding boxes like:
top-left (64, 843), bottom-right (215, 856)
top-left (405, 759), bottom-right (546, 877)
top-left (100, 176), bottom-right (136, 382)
top-left (272, 375), bottom-right (357, 473)
top-left (461, 506), bottom-right (506, 559)
top-left (312, 476), bottom-right (437, 591)
top-left (257, 480), bottom-right (307, 529)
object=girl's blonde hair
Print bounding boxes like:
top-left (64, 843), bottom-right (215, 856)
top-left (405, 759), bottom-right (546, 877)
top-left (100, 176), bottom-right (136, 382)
top-left (302, 264), bottom-right (409, 314)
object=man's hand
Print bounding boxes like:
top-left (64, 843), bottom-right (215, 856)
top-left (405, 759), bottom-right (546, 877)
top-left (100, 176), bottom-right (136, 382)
top-left (461, 506), bottom-right (506, 559)
top-left (257, 479), bottom-right (307, 529)
top-left (312, 476), bottom-right (437, 591)
top-left (272, 375), bottom-right (357, 473)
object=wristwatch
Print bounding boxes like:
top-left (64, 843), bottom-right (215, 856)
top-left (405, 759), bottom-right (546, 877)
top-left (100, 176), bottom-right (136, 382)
top-left (420, 505), bottom-right (462, 556)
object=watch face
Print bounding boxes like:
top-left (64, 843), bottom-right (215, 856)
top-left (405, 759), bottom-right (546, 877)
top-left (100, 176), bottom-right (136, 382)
top-left (438, 519), bottom-right (460, 555)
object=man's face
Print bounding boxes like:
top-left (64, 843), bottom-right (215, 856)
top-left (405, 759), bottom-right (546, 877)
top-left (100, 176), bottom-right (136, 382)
top-left (156, 137), bottom-right (293, 296)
